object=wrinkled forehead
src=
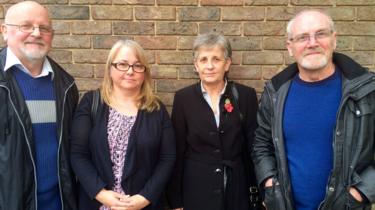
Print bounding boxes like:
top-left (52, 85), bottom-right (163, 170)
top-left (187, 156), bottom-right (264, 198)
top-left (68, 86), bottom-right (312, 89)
top-left (290, 12), bottom-right (331, 35)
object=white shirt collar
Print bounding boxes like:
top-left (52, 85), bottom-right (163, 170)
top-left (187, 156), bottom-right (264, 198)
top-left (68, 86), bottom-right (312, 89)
top-left (200, 80), bottom-right (228, 95)
top-left (4, 47), bottom-right (54, 80)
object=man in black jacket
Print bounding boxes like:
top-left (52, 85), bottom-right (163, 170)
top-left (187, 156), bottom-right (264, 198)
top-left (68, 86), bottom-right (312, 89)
top-left (252, 9), bottom-right (375, 210)
top-left (0, 1), bottom-right (78, 209)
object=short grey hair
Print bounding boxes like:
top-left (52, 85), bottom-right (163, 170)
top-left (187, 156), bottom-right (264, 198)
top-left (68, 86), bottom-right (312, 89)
top-left (193, 33), bottom-right (232, 60)
top-left (286, 9), bottom-right (335, 39)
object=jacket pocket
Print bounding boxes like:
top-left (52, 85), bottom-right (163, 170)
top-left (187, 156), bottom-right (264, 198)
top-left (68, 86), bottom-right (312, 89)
top-left (263, 184), bottom-right (286, 210)
top-left (347, 191), bottom-right (366, 210)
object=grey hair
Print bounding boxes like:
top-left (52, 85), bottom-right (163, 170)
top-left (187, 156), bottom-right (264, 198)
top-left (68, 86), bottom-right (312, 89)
top-left (193, 33), bottom-right (232, 60)
top-left (286, 9), bottom-right (335, 39)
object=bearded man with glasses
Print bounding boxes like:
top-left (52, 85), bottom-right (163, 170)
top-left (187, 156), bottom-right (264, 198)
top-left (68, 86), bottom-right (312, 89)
top-left (0, 1), bottom-right (78, 210)
top-left (252, 9), bottom-right (375, 210)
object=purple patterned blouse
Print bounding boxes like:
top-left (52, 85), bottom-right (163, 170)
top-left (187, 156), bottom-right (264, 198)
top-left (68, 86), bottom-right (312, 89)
top-left (100, 107), bottom-right (136, 210)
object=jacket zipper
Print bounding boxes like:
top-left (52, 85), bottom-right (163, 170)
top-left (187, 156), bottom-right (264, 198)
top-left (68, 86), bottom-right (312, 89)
top-left (57, 81), bottom-right (75, 210)
top-left (0, 84), bottom-right (39, 209)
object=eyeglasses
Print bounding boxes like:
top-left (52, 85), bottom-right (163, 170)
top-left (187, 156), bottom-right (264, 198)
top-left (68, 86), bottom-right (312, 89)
top-left (111, 62), bottom-right (146, 73)
top-left (289, 29), bottom-right (333, 44)
top-left (4, 23), bottom-right (54, 35)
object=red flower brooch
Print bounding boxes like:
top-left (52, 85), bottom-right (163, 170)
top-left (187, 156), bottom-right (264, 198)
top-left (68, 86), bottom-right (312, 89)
top-left (224, 98), bottom-right (234, 113)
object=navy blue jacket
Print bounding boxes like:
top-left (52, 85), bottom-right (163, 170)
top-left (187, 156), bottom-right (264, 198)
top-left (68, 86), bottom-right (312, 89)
top-left (70, 90), bottom-right (176, 210)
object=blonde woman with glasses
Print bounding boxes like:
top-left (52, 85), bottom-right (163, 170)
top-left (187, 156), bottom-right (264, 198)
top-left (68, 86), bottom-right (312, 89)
top-left (71, 40), bottom-right (176, 210)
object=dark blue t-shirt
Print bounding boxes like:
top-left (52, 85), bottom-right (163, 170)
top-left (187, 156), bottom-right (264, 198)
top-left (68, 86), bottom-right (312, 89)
top-left (283, 68), bottom-right (342, 210)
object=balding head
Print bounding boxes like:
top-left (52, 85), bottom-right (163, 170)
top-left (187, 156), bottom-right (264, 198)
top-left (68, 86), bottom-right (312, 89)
top-left (5, 1), bottom-right (51, 25)
top-left (287, 9), bottom-right (335, 40)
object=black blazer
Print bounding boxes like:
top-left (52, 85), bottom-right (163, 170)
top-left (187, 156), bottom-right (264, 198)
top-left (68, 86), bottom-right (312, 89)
top-left (167, 81), bottom-right (258, 210)
top-left (70, 91), bottom-right (176, 210)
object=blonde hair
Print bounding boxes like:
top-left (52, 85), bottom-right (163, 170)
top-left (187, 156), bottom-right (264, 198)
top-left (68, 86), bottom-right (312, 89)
top-left (100, 39), bottom-right (160, 112)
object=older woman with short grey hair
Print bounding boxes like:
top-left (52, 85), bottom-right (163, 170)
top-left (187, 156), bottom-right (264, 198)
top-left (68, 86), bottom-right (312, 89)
top-left (167, 33), bottom-right (260, 210)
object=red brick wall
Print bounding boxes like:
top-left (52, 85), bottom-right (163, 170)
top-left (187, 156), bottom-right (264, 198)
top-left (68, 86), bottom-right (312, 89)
top-left (1, 0), bottom-right (375, 111)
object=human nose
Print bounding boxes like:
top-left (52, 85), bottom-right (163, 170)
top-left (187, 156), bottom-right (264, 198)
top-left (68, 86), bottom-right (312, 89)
top-left (30, 27), bottom-right (41, 36)
top-left (125, 66), bottom-right (134, 75)
top-left (306, 34), bottom-right (318, 46)
top-left (206, 59), bottom-right (214, 69)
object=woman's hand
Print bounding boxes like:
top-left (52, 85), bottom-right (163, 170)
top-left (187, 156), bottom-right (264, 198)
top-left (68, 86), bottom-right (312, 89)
top-left (121, 194), bottom-right (150, 210)
top-left (95, 189), bottom-right (128, 209)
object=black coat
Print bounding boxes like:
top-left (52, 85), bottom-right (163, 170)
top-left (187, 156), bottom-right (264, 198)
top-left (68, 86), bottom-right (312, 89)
top-left (167, 81), bottom-right (258, 210)
top-left (0, 48), bottom-right (79, 210)
top-left (252, 53), bottom-right (375, 210)
top-left (70, 91), bottom-right (176, 210)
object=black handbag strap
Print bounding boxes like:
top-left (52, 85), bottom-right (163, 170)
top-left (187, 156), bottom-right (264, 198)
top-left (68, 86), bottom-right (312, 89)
top-left (91, 89), bottom-right (100, 125)
top-left (230, 82), bottom-right (262, 209)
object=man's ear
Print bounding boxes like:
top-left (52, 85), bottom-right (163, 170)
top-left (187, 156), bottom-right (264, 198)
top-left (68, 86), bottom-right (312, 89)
top-left (1, 24), bottom-right (8, 42)
top-left (286, 40), bottom-right (293, 57)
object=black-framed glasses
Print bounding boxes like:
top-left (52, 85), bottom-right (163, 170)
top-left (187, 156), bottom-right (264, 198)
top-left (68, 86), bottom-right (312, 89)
top-left (289, 29), bottom-right (333, 44)
top-left (111, 62), bottom-right (146, 73)
top-left (4, 23), bottom-right (54, 35)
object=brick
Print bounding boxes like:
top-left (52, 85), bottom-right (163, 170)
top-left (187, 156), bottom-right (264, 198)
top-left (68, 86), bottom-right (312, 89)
top-left (94, 64), bottom-right (106, 78)
top-left (75, 78), bottom-right (102, 91)
top-left (337, 0), bottom-right (375, 5)
top-left (145, 50), bottom-right (156, 64)
top-left (340, 51), bottom-right (374, 65)
top-left (157, 51), bottom-right (193, 64)
top-left (72, 21), bottom-right (111, 35)
top-left (49, 50), bottom-right (72, 64)
top-left (156, 79), bottom-right (196, 92)
top-left (179, 7), bottom-right (220, 21)
top-left (178, 65), bottom-right (199, 79)
top-left (150, 65), bottom-right (178, 78)
top-left (71, 0), bottom-right (111, 4)
top-left (336, 22), bottom-right (375, 36)
top-left (92, 6), bottom-right (133, 20)
top-left (113, 0), bottom-right (154, 5)
top-left (354, 37), bottom-right (375, 50)
top-left (52, 21), bottom-right (70, 35)
top-left (157, 22), bottom-right (198, 35)
top-left (325, 7), bottom-right (355, 21)
top-left (35, 0), bottom-right (68, 3)
top-left (266, 7), bottom-right (301, 20)
top-left (93, 35), bottom-right (133, 49)
top-left (0, 6), bottom-right (3, 18)
top-left (61, 63), bottom-right (94, 78)
top-left (113, 22), bottom-right (155, 35)
top-left (0, 0), bottom-right (18, 4)
top-left (201, 0), bottom-right (243, 5)
top-left (73, 50), bottom-right (109, 63)
top-left (228, 36), bottom-right (262, 51)
top-left (291, 0), bottom-right (334, 6)
top-left (243, 51), bottom-right (284, 65)
top-left (134, 36), bottom-right (177, 50)
top-left (222, 7), bottom-right (265, 21)
top-left (199, 22), bottom-right (242, 36)
top-left (53, 35), bottom-right (91, 49)
top-left (156, 92), bottom-right (174, 106)
top-left (47, 6), bottom-right (89, 20)
top-left (263, 36), bottom-right (286, 50)
top-left (157, 0), bottom-right (197, 6)
top-left (245, 0), bottom-right (288, 5)
top-left (236, 80), bottom-right (265, 92)
top-left (177, 36), bottom-right (195, 50)
top-left (358, 7), bottom-right (375, 20)
top-left (262, 65), bottom-right (284, 80)
top-left (336, 36), bottom-right (352, 51)
top-left (228, 65), bottom-right (262, 79)
top-left (231, 51), bottom-right (242, 65)
top-left (135, 7), bottom-right (175, 20)
top-left (244, 21), bottom-right (286, 36)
